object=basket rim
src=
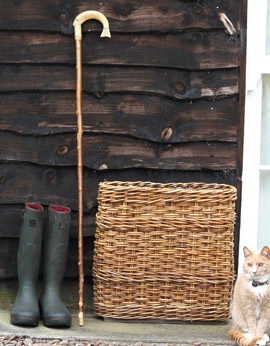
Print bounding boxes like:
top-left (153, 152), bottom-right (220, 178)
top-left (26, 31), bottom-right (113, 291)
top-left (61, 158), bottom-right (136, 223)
top-left (98, 181), bottom-right (237, 193)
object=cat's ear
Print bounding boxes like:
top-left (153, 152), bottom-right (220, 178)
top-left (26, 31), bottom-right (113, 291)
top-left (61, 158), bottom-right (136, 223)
top-left (243, 246), bottom-right (251, 258)
top-left (261, 246), bottom-right (270, 259)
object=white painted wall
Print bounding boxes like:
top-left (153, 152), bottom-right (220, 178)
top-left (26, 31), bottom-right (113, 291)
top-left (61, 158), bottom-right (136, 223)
top-left (239, 0), bottom-right (269, 271)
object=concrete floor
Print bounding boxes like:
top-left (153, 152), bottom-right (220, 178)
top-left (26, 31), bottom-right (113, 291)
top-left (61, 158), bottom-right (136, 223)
top-left (0, 280), bottom-right (234, 345)
top-left (0, 310), bottom-right (233, 345)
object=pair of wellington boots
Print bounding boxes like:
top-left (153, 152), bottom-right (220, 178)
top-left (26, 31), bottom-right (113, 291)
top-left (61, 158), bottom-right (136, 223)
top-left (10, 202), bottom-right (71, 328)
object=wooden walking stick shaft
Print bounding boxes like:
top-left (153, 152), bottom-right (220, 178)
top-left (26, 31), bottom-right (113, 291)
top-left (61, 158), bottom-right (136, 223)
top-left (75, 38), bottom-right (84, 326)
top-left (73, 10), bottom-right (111, 327)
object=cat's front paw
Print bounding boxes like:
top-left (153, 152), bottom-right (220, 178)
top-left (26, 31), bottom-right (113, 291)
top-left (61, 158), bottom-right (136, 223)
top-left (244, 333), bottom-right (253, 341)
top-left (256, 333), bottom-right (270, 345)
top-left (256, 338), bottom-right (267, 346)
top-left (263, 334), bottom-right (269, 343)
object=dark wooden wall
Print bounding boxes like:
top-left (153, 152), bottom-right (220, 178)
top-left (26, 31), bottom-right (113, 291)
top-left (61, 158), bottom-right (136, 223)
top-left (0, 0), bottom-right (246, 278)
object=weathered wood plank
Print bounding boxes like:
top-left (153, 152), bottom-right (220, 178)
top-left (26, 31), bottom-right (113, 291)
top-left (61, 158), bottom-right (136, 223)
top-left (234, 0), bottom-right (248, 272)
top-left (0, 239), bottom-right (18, 278)
top-left (0, 237), bottom-right (93, 278)
top-left (0, 0), bottom-right (240, 34)
top-left (0, 164), bottom-right (237, 212)
top-left (0, 65), bottom-right (239, 99)
top-left (0, 131), bottom-right (237, 170)
top-left (0, 204), bottom-right (95, 238)
top-left (0, 163), bottom-right (94, 211)
top-left (0, 32), bottom-right (239, 69)
top-left (0, 93), bottom-right (238, 142)
top-left (65, 238), bottom-right (94, 278)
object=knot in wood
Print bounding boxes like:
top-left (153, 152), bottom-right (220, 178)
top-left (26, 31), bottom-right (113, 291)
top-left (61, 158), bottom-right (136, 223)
top-left (116, 4), bottom-right (135, 17)
top-left (94, 92), bottom-right (104, 99)
top-left (120, 7), bottom-right (129, 16)
top-left (99, 163), bottom-right (108, 170)
top-left (57, 145), bottom-right (68, 156)
top-left (60, 13), bottom-right (69, 27)
top-left (43, 169), bottom-right (57, 185)
top-left (191, 32), bottom-right (203, 44)
top-left (0, 176), bottom-right (6, 184)
top-left (191, 5), bottom-right (203, 15)
top-left (175, 82), bottom-right (187, 94)
top-left (161, 126), bottom-right (173, 141)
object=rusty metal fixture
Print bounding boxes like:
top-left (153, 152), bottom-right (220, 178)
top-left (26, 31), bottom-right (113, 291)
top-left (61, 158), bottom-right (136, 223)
top-left (73, 10), bottom-right (111, 326)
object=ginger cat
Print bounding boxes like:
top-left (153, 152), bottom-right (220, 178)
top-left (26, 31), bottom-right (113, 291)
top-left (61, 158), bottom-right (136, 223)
top-left (228, 246), bottom-right (270, 346)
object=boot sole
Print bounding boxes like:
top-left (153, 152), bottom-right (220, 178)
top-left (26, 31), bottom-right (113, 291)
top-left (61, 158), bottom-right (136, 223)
top-left (43, 316), bottom-right (71, 328)
top-left (10, 315), bottom-right (39, 327)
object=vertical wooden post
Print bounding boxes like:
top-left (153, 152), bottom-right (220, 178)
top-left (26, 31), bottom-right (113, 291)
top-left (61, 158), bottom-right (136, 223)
top-left (73, 10), bottom-right (111, 327)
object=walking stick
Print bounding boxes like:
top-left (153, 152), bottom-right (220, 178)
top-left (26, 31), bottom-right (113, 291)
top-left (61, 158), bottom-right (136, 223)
top-left (73, 11), bottom-right (111, 326)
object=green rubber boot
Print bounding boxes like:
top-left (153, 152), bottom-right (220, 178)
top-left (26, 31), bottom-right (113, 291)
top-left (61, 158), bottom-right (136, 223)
top-left (10, 203), bottom-right (44, 327)
top-left (39, 205), bottom-right (71, 328)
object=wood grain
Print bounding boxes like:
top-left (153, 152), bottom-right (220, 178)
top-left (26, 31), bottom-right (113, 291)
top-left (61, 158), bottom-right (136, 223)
top-left (0, 65), bottom-right (238, 99)
top-left (0, 31), bottom-right (239, 69)
top-left (0, 162), bottom-right (96, 211)
top-left (0, 0), bottom-right (245, 281)
top-left (0, 239), bottom-right (18, 278)
top-left (0, 163), bottom-right (237, 212)
top-left (0, 131), bottom-right (237, 170)
top-left (0, 93), bottom-right (238, 142)
top-left (0, 0), bottom-right (239, 34)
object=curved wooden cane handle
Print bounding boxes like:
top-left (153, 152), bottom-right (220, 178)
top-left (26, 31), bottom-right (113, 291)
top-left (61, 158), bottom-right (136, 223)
top-left (73, 10), bottom-right (111, 40)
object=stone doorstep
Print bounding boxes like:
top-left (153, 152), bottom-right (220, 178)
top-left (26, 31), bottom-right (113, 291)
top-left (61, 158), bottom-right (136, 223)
top-left (0, 310), bottom-right (233, 345)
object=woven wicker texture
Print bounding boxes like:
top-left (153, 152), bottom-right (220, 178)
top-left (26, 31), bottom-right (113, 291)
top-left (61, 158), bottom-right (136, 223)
top-left (93, 181), bottom-right (236, 321)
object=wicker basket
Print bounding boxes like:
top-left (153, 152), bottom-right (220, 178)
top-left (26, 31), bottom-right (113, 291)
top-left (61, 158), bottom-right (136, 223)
top-left (93, 181), bottom-right (236, 321)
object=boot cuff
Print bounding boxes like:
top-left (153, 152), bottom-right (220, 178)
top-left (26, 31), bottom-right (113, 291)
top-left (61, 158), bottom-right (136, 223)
top-left (25, 203), bottom-right (44, 213)
top-left (49, 205), bottom-right (71, 214)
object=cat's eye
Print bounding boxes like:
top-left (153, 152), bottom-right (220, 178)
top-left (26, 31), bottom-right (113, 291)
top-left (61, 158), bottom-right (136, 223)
top-left (258, 263), bottom-right (264, 267)
top-left (247, 263), bottom-right (252, 267)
